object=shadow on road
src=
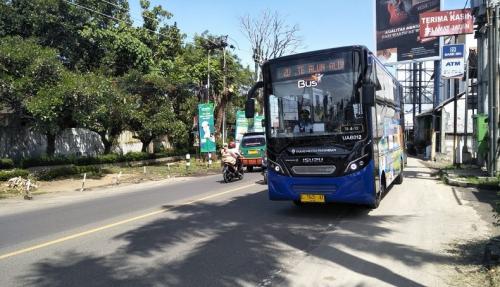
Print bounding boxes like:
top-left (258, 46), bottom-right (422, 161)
top-left (20, 189), bottom-right (452, 287)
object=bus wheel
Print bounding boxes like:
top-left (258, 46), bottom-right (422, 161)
top-left (394, 163), bottom-right (404, 185)
top-left (370, 182), bottom-right (384, 209)
top-left (247, 166), bottom-right (253, 172)
top-left (293, 200), bottom-right (303, 207)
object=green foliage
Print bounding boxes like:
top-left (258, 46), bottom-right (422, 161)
top-left (0, 169), bottom-right (30, 181)
top-left (0, 0), bottom-right (131, 71)
top-left (0, 36), bottom-right (64, 116)
top-left (120, 71), bottom-right (188, 151)
top-left (0, 0), bottom-right (253, 159)
top-left (80, 24), bottom-right (153, 75)
top-left (20, 155), bottom-right (70, 168)
top-left (19, 151), bottom-right (187, 169)
top-left (0, 158), bottom-right (14, 170)
top-left (36, 165), bottom-right (109, 181)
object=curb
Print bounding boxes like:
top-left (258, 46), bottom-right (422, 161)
top-left (443, 174), bottom-right (499, 190)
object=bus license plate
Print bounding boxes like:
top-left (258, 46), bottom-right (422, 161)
top-left (248, 150), bottom-right (258, 154)
top-left (300, 194), bottom-right (325, 203)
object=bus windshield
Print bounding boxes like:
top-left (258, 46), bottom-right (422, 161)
top-left (267, 52), bottom-right (365, 139)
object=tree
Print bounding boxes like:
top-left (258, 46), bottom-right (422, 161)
top-left (0, 36), bottom-right (68, 156)
top-left (120, 71), bottom-right (186, 152)
top-left (0, 0), bottom-right (131, 71)
top-left (68, 73), bottom-right (129, 154)
top-left (25, 72), bottom-right (78, 156)
top-left (80, 23), bottom-right (154, 76)
top-left (240, 10), bottom-right (302, 80)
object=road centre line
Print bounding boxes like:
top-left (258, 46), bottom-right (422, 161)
top-left (0, 183), bottom-right (258, 260)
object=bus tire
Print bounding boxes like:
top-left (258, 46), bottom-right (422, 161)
top-left (370, 179), bottom-right (385, 209)
top-left (247, 166), bottom-right (253, 172)
top-left (394, 162), bottom-right (404, 185)
top-left (293, 200), bottom-right (303, 207)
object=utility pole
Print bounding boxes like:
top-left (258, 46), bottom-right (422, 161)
top-left (418, 62), bottom-right (423, 114)
top-left (207, 50), bottom-right (210, 102)
top-left (222, 35), bottom-right (228, 145)
top-left (453, 78), bottom-right (459, 166)
top-left (202, 35), bottom-right (231, 143)
top-left (489, 3), bottom-right (499, 176)
top-left (431, 60), bottom-right (441, 160)
top-left (412, 62), bottom-right (417, 133)
top-left (463, 60), bottom-right (470, 157)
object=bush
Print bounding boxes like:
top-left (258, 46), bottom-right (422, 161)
top-left (0, 158), bottom-right (14, 170)
top-left (97, 153), bottom-right (121, 164)
top-left (20, 155), bottom-right (70, 168)
top-left (36, 166), bottom-right (76, 180)
top-left (0, 169), bottom-right (30, 181)
top-left (123, 152), bottom-right (151, 162)
top-left (19, 150), bottom-right (185, 169)
top-left (36, 165), bottom-right (108, 181)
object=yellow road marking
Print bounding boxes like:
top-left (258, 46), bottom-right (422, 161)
top-left (0, 183), bottom-right (257, 260)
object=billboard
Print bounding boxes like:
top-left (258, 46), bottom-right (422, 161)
top-left (198, 103), bottom-right (216, 153)
top-left (420, 9), bottom-right (474, 39)
top-left (375, 0), bottom-right (441, 63)
top-left (441, 44), bottom-right (465, 79)
top-left (235, 111), bottom-right (265, 147)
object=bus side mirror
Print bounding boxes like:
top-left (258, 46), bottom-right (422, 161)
top-left (245, 99), bottom-right (255, 118)
top-left (362, 83), bottom-right (375, 106)
top-left (245, 81), bottom-right (263, 118)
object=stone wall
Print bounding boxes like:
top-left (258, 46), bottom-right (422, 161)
top-left (0, 126), bottom-right (106, 159)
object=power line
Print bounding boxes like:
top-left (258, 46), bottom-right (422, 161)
top-left (63, 0), bottom-right (170, 38)
top-left (95, 0), bottom-right (165, 25)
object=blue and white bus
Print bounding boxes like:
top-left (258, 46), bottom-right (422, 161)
top-left (246, 46), bottom-right (404, 208)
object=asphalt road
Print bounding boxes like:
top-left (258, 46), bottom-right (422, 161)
top-left (0, 159), bottom-right (492, 286)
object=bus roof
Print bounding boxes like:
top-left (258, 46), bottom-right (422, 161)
top-left (263, 45), bottom-right (369, 66)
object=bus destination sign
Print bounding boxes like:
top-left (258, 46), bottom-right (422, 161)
top-left (275, 58), bottom-right (346, 80)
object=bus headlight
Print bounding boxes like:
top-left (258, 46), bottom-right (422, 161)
top-left (344, 154), bottom-right (369, 174)
top-left (269, 159), bottom-right (288, 176)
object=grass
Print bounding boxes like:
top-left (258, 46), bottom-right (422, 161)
top-left (452, 176), bottom-right (500, 188)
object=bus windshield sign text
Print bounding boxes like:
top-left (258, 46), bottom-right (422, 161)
top-left (276, 58), bottom-right (346, 80)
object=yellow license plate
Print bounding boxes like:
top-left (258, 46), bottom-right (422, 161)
top-left (248, 150), bottom-right (258, 154)
top-left (300, 194), bottom-right (325, 203)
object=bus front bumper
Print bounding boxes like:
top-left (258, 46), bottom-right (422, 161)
top-left (267, 160), bottom-right (376, 205)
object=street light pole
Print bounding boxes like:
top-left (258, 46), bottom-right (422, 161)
top-left (222, 43), bottom-right (227, 145)
top-left (207, 49), bottom-right (210, 103)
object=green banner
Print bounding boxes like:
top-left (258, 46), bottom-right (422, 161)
top-left (235, 111), bottom-right (249, 144)
top-left (198, 103), bottom-right (216, 153)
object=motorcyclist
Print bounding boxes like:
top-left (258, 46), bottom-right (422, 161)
top-left (221, 141), bottom-right (242, 174)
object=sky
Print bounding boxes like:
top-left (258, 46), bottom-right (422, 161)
top-left (128, 0), bottom-right (468, 69)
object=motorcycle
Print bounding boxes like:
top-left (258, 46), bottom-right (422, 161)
top-left (222, 158), bottom-right (244, 183)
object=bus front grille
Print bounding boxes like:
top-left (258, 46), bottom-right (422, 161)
top-left (291, 165), bottom-right (336, 175)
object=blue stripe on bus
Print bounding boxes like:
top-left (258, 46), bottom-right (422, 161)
top-left (267, 160), bottom-right (376, 205)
